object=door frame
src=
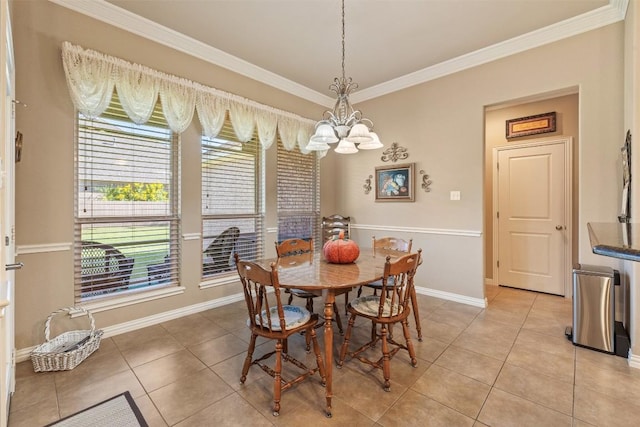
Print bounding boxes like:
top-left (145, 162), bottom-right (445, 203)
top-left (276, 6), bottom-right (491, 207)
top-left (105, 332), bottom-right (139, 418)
top-left (492, 136), bottom-right (573, 297)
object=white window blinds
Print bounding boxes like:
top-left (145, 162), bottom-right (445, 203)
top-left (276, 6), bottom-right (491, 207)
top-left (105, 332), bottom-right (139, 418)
top-left (277, 139), bottom-right (320, 247)
top-left (75, 92), bottom-right (180, 300)
top-left (202, 118), bottom-right (263, 278)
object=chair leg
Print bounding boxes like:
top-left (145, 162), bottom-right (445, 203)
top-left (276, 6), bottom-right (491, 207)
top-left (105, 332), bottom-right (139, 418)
top-left (402, 318), bottom-right (418, 367)
top-left (288, 293), bottom-right (294, 305)
top-left (410, 287), bottom-right (422, 341)
top-left (304, 327), bottom-right (311, 352)
top-left (338, 313), bottom-right (357, 367)
top-left (273, 339), bottom-right (283, 416)
top-left (306, 297), bottom-right (314, 312)
top-left (308, 326), bottom-right (326, 386)
top-left (332, 302), bottom-right (344, 335)
top-left (381, 324), bottom-right (391, 392)
top-left (241, 334), bottom-right (257, 384)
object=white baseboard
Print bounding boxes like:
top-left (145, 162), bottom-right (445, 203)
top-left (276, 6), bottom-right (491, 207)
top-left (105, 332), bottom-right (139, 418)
top-left (484, 278), bottom-right (495, 286)
top-left (16, 292), bottom-right (245, 363)
top-left (414, 286), bottom-right (487, 308)
top-left (628, 350), bottom-right (640, 369)
top-left (16, 286), bottom-right (486, 363)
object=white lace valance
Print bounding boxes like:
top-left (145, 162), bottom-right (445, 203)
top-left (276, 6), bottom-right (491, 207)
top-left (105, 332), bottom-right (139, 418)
top-left (61, 42), bottom-right (324, 156)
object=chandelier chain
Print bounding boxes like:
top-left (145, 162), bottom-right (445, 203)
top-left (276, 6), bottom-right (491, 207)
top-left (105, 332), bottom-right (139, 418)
top-left (341, 0), bottom-right (346, 81)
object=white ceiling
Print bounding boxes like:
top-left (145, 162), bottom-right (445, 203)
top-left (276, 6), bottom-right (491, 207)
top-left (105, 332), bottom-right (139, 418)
top-left (52, 0), bottom-right (626, 106)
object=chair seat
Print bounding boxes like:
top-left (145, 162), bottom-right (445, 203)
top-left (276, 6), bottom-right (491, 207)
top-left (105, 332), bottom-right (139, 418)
top-left (249, 305), bottom-right (312, 331)
top-left (289, 288), bottom-right (321, 298)
top-left (365, 279), bottom-right (383, 289)
top-left (350, 295), bottom-right (404, 317)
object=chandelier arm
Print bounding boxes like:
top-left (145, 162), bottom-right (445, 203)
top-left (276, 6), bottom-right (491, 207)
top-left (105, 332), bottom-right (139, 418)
top-left (308, 0), bottom-right (382, 154)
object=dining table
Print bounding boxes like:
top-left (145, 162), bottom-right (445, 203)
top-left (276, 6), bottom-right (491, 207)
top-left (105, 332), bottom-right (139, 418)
top-left (256, 247), bottom-right (420, 417)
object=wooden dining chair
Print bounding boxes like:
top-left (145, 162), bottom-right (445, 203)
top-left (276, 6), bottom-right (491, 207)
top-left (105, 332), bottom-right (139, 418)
top-left (356, 236), bottom-right (422, 341)
top-left (337, 250), bottom-right (422, 392)
top-left (234, 253), bottom-right (326, 417)
top-left (275, 238), bottom-right (343, 339)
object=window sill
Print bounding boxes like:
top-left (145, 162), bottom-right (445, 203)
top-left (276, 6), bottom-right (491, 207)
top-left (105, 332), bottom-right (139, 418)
top-left (72, 285), bottom-right (186, 316)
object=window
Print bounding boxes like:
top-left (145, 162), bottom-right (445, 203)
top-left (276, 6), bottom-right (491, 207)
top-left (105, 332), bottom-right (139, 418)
top-left (277, 139), bottom-right (320, 247)
top-left (75, 92), bottom-right (180, 301)
top-left (201, 119), bottom-right (263, 279)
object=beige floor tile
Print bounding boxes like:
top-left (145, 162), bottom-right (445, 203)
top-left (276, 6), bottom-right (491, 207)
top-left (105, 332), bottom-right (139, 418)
top-left (56, 370), bottom-right (146, 418)
top-left (119, 333), bottom-right (185, 367)
top-left (9, 371), bottom-right (57, 413)
top-left (425, 302), bottom-right (481, 330)
top-left (133, 394), bottom-right (168, 427)
top-left (111, 325), bottom-right (171, 350)
top-left (434, 345), bottom-right (503, 385)
top-left (420, 317), bottom-right (465, 344)
top-left (209, 349), bottom-right (272, 391)
top-left (575, 355), bottom-right (640, 405)
top-left (149, 369), bottom-right (234, 425)
top-left (52, 348), bottom-right (130, 389)
top-left (506, 342), bottom-right (575, 384)
top-left (378, 389), bottom-right (475, 427)
top-left (13, 292), bottom-right (640, 427)
top-left (330, 366), bottom-right (408, 422)
top-left (451, 328), bottom-right (515, 361)
top-left (160, 313), bottom-right (229, 346)
top-left (474, 306), bottom-right (528, 327)
top-left (411, 364), bottom-right (490, 418)
top-left (515, 328), bottom-right (575, 358)
top-left (174, 393), bottom-right (273, 426)
top-left (478, 388), bottom-right (572, 426)
top-left (494, 363), bottom-right (574, 415)
top-left (522, 309), bottom-right (572, 338)
top-left (133, 349), bottom-right (208, 392)
top-left (188, 332), bottom-right (250, 366)
top-left (6, 395), bottom-right (59, 427)
top-left (574, 385), bottom-right (640, 427)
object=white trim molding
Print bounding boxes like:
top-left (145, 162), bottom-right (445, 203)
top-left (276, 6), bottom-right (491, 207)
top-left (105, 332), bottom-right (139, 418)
top-left (16, 242), bottom-right (72, 255)
top-left (415, 286), bottom-right (487, 308)
top-left (73, 286), bottom-right (186, 315)
top-left (48, 0), bottom-right (628, 105)
top-left (351, 223), bottom-right (481, 238)
top-left (629, 350), bottom-right (640, 369)
top-left (17, 291), bottom-right (245, 363)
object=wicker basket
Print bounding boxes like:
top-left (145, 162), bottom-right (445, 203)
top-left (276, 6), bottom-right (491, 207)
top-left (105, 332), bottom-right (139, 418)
top-left (31, 306), bottom-right (103, 372)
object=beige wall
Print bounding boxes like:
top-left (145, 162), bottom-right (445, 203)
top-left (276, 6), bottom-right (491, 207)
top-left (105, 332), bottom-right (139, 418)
top-left (624, 0), bottom-right (639, 362)
top-left (11, 1), bottom-right (334, 349)
top-left (333, 23), bottom-right (624, 301)
top-left (11, 1), bottom-right (630, 352)
top-left (484, 94), bottom-right (580, 282)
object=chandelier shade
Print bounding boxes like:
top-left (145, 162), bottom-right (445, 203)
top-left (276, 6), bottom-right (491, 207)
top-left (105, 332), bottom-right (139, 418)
top-left (307, 0), bottom-right (382, 154)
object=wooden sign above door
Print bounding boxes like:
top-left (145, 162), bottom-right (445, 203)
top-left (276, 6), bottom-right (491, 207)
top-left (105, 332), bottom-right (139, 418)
top-left (506, 111), bottom-right (556, 139)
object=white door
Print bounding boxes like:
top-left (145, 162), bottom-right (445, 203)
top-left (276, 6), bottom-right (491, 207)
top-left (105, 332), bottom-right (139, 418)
top-left (0, 0), bottom-right (16, 424)
top-left (495, 139), bottom-right (571, 295)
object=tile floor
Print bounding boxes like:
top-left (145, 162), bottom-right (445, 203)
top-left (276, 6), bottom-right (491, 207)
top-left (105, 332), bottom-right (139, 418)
top-left (8, 285), bottom-right (640, 426)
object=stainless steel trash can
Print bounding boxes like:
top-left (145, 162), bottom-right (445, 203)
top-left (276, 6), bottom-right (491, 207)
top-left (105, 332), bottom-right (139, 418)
top-left (572, 264), bottom-right (618, 353)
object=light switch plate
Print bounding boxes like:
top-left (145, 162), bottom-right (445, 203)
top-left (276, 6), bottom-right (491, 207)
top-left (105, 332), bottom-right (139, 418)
top-left (450, 191), bottom-right (461, 201)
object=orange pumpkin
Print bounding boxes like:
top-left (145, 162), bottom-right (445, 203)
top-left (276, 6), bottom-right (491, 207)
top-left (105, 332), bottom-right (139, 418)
top-left (323, 230), bottom-right (360, 264)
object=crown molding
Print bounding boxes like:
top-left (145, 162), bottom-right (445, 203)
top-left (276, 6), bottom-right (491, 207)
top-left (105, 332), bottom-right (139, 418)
top-left (352, 0), bottom-right (629, 103)
top-left (49, 0), bottom-right (627, 106)
top-left (48, 0), bottom-right (335, 107)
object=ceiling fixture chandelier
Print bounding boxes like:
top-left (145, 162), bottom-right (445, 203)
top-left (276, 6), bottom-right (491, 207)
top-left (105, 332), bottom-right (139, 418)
top-left (307, 0), bottom-right (383, 154)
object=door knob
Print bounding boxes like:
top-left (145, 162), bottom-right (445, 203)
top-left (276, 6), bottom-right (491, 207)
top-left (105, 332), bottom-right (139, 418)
top-left (555, 225), bottom-right (564, 231)
top-left (5, 262), bottom-right (23, 271)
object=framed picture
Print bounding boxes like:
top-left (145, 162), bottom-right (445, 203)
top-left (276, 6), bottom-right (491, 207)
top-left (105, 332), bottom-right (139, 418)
top-left (506, 112), bottom-right (556, 139)
top-left (375, 163), bottom-right (414, 202)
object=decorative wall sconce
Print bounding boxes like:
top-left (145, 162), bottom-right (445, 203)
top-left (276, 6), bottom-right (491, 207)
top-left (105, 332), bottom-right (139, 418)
top-left (363, 175), bottom-right (373, 194)
top-left (419, 170), bottom-right (432, 192)
top-left (381, 142), bottom-right (409, 163)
